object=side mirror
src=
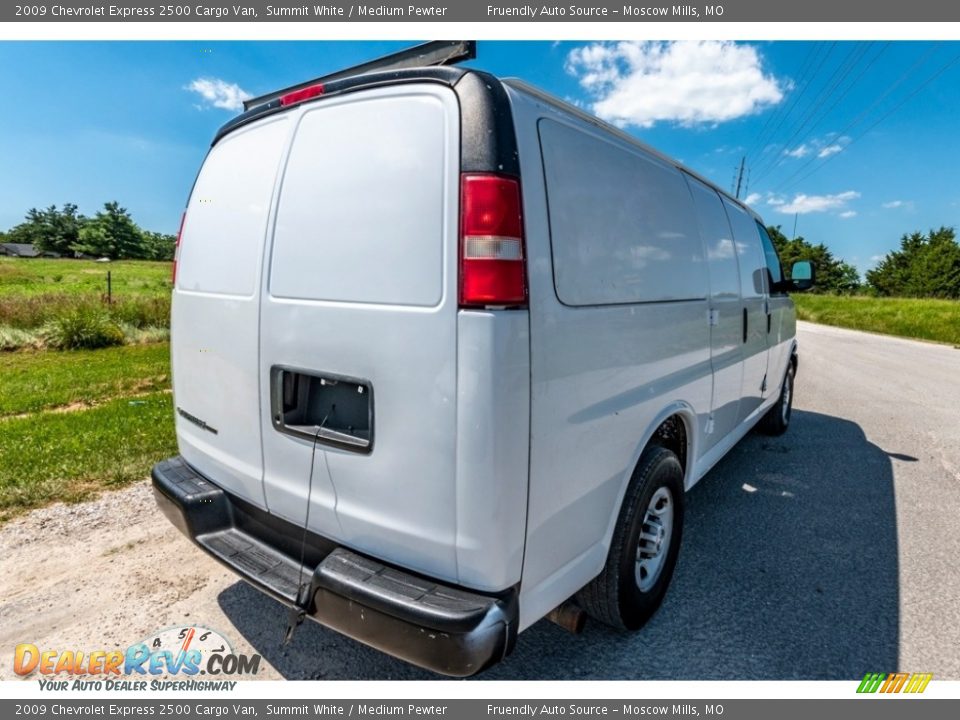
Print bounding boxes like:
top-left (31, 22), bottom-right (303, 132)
top-left (790, 260), bottom-right (815, 291)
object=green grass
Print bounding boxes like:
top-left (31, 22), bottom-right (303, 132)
top-left (0, 259), bottom-right (177, 519)
top-left (0, 258), bottom-right (172, 297)
top-left (794, 294), bottom-right (960, 345)
top-left (0, 343), bottom-right (170, 417)
top-left (0, 391), bottom-right (176, 521)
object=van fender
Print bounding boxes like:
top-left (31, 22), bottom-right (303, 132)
top-left (598, 400), bottom-right (699, 559)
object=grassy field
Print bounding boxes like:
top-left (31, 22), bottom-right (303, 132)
top-left (0, 259), bottom-right (175, 520)
top-left (793, 294), bottom-right (960, 346)
top-left (0, 343), bottom-right (175, 521)
top-left (0, 258), bottom-right (171, 350)
top-left (0, 343), bottom-right (170, 416)
top-left (0, 257), bottom-right (171, 297)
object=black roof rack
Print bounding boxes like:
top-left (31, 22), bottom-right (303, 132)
top-left (242, 40), bottom-right (477, 111)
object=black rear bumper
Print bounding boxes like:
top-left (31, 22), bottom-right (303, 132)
top-left (151, 456), bottom-right (518, 677)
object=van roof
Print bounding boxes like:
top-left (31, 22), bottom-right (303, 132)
top-left (213, 64), bottom-right (758, 221)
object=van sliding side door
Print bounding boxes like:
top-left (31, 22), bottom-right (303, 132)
top-left (722, 199), bottom-right (770, 424)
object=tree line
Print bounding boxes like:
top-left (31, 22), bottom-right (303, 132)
top-left (0, 203), bottom-right (175, 261)
top-left (768, 224), bottom-right (960, 299)
top-left (2, 203), bottom-right (957, 299)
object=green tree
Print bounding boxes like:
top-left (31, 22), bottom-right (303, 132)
top-left (73, 202), bottom-right (143, 259)
top-left (139, 231), bottom-right (176, 261)
top-left (766, 225), bottom-right (861, 294)
top-left (866, 227), bottom-right (960, 299)
top-left (5, 204), bottom-right (86, 255)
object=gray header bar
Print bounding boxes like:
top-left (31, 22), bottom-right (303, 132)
top-left (2, 700), bottom-right (959, 720)
top-left (5, 1), bottom-right (960, 23)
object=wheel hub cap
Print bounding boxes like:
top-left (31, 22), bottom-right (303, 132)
top-left (635, 486), bottom-right (674, 592)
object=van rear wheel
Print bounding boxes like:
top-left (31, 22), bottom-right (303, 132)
top-left (576, 445), bottom-right (684, 631)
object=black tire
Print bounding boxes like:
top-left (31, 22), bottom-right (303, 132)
top-left (758, 359), bottom-right (795, 436)
top-left (576, 445), bottom-right (684, 631)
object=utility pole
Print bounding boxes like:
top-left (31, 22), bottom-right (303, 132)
top-left (734, 156), bottom-right (746, 199)
top-left (792, 212), bottom-right (798, 240)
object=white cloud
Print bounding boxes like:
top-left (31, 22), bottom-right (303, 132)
top-left (565, 41), bottom-right (785, 128)
top-left (784, 145), bottom-right (809, 158)
top-left (870, 254), bottom-right (885, 265)
top-left (743, 192), bottom-right (762, 206)
top-left (839, 210), bottom-right (857, 218)
top-left (818, 144), bottom-right (844, 158)
top-left (881, 199), bottom-right (915, 211)
top-left (186, 77), bottom-right (251, 111)
top-left (777, 190), bottom-right (860, 215)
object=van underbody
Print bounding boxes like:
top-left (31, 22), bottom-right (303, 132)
top-left (153, 57), bottom-right (800, 676)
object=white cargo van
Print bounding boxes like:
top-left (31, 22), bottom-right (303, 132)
top-left (153, 42), bottom-right (814, 676)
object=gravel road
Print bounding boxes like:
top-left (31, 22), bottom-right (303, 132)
top-left (2, 321), bottom-right (958, 680)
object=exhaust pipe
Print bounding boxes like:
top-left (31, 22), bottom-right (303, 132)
top-left (546, 601), bottom-right (586, 635)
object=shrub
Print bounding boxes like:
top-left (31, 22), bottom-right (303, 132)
top-left (0, 326), bottom-right (42, 352)
top-left (41, 307), bottom-right (125, 350)
top-left (109, 296), bottom-right (171, 328)
top-left (0, 293), bottom-right (171, 332)
top-left (0, 294), bottom-right (64, 329)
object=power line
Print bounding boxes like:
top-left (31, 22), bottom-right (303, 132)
top-left (766, 44), bottom-right (943, 194)
top-left (744, 42), bottom-right (836, 167)
top-left (742, 43), bottom-right (824, 162)
top-left (750, 42), bottom-right (871, 181)
top-left (770, 49), bottom-right (960, 194)
top-left (751, 42), bottom-right (891, 187)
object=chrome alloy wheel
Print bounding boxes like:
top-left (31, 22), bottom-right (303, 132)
top-left (635, 486), bottom-right (674, 592)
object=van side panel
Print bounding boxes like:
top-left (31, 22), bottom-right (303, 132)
top-left (257, 85), bottom-right (463, 584)
top-left (454, 311), bottom-right (530, 592)
top-left (723, 199), bottom-right (770, 423)
top-left (686, 177), bottom-right (745, 455)
top-left (508, 90), bottom-right (712, 630)
top-left (172, 116), bottom-right (290, 508)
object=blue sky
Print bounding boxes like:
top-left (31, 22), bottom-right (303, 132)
top-left (0, 40), bottom-right (958, 275)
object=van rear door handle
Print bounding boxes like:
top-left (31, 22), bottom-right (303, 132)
top-left (742, 308), bottom-right (748, 343)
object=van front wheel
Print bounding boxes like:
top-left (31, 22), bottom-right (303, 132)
top-left (576, 445), bottom-right (684, 631)
top-left (758, 360), bottom-right (795, 436)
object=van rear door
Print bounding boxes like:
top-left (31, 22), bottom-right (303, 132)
top-left (172, 116), bottom-right (291, 508)
top-left (258, 84), bottom-right (462, 583)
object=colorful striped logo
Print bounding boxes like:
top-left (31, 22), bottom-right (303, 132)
top-left (857, 672), bottom-right (933, 694)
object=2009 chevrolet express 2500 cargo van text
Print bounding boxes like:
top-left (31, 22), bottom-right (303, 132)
top-left (152, 41), bottom-right (815, 676)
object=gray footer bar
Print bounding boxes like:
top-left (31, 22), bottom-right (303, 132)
top-left (3, 699), bottom-right (958, 720)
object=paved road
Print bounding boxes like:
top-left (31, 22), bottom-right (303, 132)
top-left (3, 321), bottom-right (958, 681)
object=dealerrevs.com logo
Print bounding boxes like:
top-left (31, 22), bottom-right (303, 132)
top-left (14, 625), bottom-right (261, 691)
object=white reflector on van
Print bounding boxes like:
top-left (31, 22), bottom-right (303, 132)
top-left (463, 236), bottom-right (523, 260)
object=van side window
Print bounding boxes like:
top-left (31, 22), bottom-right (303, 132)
top-left (538, 119), bottom-right (706, 306)
top-left (756, 223), bottom-right (785, 294)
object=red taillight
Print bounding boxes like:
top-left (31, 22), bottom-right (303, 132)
top-left (279, 84), bottom-right (324, 107)
top-left (172, 211), bottom-right (185, 285)
top-left (459, 174), bottom-right (527, 307)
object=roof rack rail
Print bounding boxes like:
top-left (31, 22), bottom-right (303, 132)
top-left (242, 40), bottom-right (477, 111)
